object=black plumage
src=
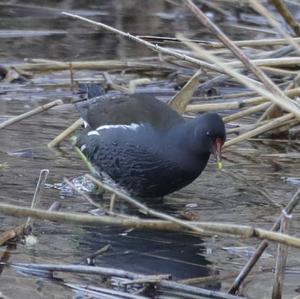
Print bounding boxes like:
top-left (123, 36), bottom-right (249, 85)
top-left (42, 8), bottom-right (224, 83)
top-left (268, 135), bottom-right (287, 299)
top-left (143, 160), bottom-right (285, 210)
top-left (76, 92), bottom-right (226, 198)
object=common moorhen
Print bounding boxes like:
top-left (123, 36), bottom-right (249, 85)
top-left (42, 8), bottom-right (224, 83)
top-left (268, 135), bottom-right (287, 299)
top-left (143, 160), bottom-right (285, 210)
top-left (76, 93), bottom-right (226, 198)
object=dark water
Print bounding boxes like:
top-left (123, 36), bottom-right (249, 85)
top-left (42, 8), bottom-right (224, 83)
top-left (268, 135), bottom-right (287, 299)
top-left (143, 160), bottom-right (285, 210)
top-left (1, 1), bottom-right (300, 298)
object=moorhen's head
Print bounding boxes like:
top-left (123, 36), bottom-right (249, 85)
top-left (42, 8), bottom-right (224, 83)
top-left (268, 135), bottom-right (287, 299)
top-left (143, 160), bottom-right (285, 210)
top-left (190, 113), bottom-right (226, 168)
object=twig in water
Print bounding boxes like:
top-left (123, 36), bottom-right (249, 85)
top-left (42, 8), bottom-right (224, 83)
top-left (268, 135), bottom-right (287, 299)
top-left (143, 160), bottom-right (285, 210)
top-left (69, 62), bottom-right (74, 92)
top-left (47, 202), bottom-right (61, 212)
top-left (85, 244), bottom-right (111, 265)
top-left (25, 169), bottom-right (49, 229)
top-left (0, 100), bottom-right (63, 130)
top-left (272, 210), bottom-right (292, 299)
top-left (121, 274), bottom-right (171, 285)
top-left (74, 146), bottom-right (98, 177)
top-left (2, 202), bottom-right (300, 248)
top-left (8, 263), bottom-right (245, 299)
top-left (65, 283), bottom-right (148, 299)
top-left (86, 174), bottom-right (205, 234)
top-left (13, 59), bottom-right (175, 72)
top-left (48, 118), bottom-right (83, 148)
top-left (228, 187), bottom-right (300, 294)
top-left (0, 225), bottom-right (25, 247)
top-left (0, 170), bottom-right (49, 246)
top-left (128, 78), bottom-right (151, 94)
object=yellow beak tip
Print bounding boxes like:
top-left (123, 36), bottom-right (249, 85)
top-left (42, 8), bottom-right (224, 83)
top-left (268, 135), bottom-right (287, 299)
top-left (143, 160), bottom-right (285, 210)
top-left (217, 161), bottom-right (223, 170)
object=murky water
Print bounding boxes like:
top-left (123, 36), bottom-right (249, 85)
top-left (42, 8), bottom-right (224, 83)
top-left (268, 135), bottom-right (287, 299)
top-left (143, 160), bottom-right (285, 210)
top-left (1, 1), bottom-right (300, 298)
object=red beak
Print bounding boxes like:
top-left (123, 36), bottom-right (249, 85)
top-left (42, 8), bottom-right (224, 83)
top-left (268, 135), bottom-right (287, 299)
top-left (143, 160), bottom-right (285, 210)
top-left (213, 138), bottom-right (224, 169)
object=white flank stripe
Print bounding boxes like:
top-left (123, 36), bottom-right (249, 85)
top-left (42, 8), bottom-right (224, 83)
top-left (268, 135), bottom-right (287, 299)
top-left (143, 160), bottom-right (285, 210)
top-left (87, 130), bottom-right (100, 136)
top-left (80, 144), bottom-right (86, 151)
top-left (96, 123), bottom-right (141, 132)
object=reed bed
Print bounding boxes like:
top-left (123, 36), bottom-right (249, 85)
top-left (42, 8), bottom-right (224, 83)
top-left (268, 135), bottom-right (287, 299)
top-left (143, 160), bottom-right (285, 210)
top-left (1, 1), bottom-right (300, 298)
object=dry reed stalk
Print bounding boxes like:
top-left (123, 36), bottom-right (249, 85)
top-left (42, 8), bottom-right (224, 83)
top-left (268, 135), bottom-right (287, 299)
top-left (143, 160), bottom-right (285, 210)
top-left (224, 37), bottom-right (300, 48)
top-left (128, 78), bottom-right (151, 94)
top-left (223, 102), bottom-right (271, 123)
top-left (27, 56), bottom-right (159, 63)
top-left (2, 201), bottom-right (300, 248)
top-left (185, 0), bottom-right (300, 140)
top-left (122, 274), bottom-right (171, 285)
top-left (188, 88), bottom-right (300, 116)
top-left (246, 87), bottom-right (300, 104)
top-left (74, 147), bottom-right (98, 177)
top-left (169, 69), bottom-right (201, 113)
top-left (86, 174), bottom-right (205, 234)
top-left (179, 34), bottom-right (300, 121)
top-left (109, 193), bottom-right (117, 213)
top-left (9, 263), bottom-right (244, 299)
top-left (103, 72), bottom-right (131, 94)
top-left (261, 153), bottom-right (300, 159)
top-left (61, 12), bottom-right (224, 74)
top-left (0, 100), bottom-right (63, 129)
top-left (179, 270), bottom-right (241, 285)
top-left (48, 202), bottom-right (61, 212)
top-left (85, 244), bottom-right (111, 264)
top-left (187, 102), bottom-right (244, 112)
top-left (66, 283), bottom-right (149, 299)
top-left (0, 170), bottom-right (49, 246)
top-left (249, 0), bottom-right (300, 123)
top-left (140, 35), bottom-right (300, 48)
top-left (69, 62), bottom-right (74, 92)
top-left (270, 0), bottom-right (300, 36)
top-left (48, 118), bottom-right (83, 148)
top-left (259, 104), bottom-right (284, 124)
top-left (228, 188), bottom-right (300, 294)
top-left (13, 60), bottom-right (175, 72)
top-left (272, 211), bottom-right (291, 299)
top-left (226, 57), bottom-right (300, 68)
top-left (259, 73), bottom-right (300, 123)
top-left (224, 113), bottom-right (294, 148)
top-left (260, 66), bottom-right (299, 76)
top-left (184, 0), bottom-right (299, 116)
top-left (0, 225), bottom-right (25, 246)
top-left (25, 169), bottom-right (49, 229)
top-left (249, 138), bottom-right (300, 144)
top-left (197, 0), bottom-right (230, 16)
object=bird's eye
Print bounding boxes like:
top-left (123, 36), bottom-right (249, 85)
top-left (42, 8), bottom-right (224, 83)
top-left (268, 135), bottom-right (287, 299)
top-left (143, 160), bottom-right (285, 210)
top-left (206, 131), bottom-right (210, 136)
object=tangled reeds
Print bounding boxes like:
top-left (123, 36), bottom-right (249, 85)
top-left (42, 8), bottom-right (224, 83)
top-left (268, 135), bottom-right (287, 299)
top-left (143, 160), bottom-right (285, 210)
top-left (1, 1), bottom-right (300, 298)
